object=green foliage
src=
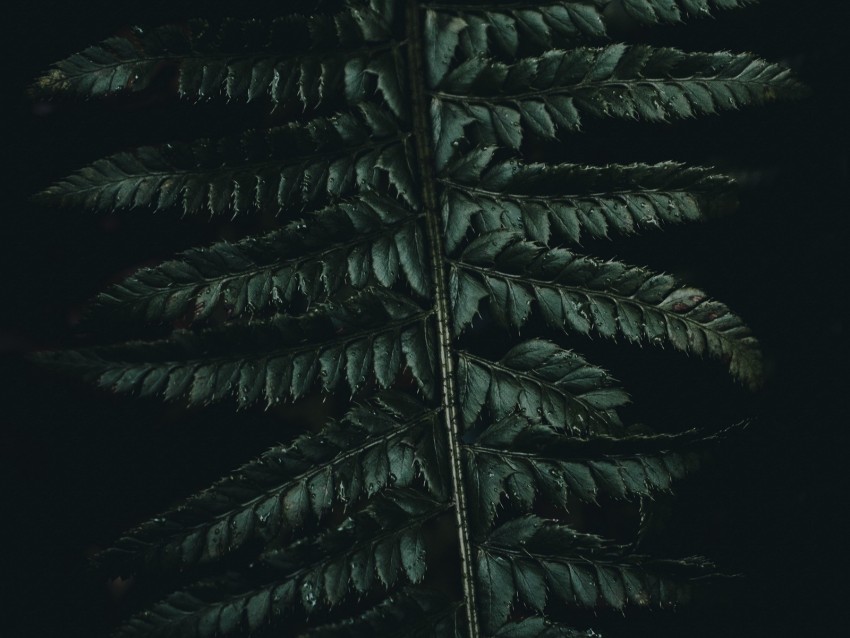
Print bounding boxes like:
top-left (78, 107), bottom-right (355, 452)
top-left (98, 394), bottom-right (447, 576)
top-left (452, 231), bottom-right (762, 388)
top-left (91, 194), bottom-right (428, 324)
top-left (431, 45), bottom-right (797, 153)
top-left (37, 106), bottom-right (416, 214)
top-left (440, 150), bottom-right (736, 250)
top-left (476, 515), bottom-right (708, 633)
top-left (464, 412), bottom-right (731, 528)
top-left (33, 0), bottom-right (802, 636)
top-left (456, 340), bottom-right (628, 434)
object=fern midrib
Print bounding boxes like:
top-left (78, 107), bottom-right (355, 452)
top-left (479, 541), bottom-right (646, 569)
top-left (126, 411), bottom-right (440, 549)
top-left (466, 443), bottom-right (584, 465)
top-left (430, 75), bottom-right (783, 103)
top-left (466, 442), bottom-right (678, 465)
top-left (483, 537), bottom-right (702, 573)
top-left (406, 2), bottom-right (481, 636)
top-left (452, 259), bottom-right (755, 347)
top-left (440, 178), bottom-right (708, 202)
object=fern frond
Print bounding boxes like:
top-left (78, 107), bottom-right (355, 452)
top-left (261, 488), bottom-right (446, 598)
top-left (441, 147), bottom-right (736, 249)
top-left (37, 104), bottom-right (415, 215)
top-left (612, 0), bottom-right (758, 27)
top-left (116, 489), bottom-right (448, 638)
top-left (464, 413), bottom-right (730, 527)
top-left (435, 3), bottom-right (608, 59)
top-left (310, 587), bottom-right (463, 637)
top-left (455, 340), bottom-right (628, 434)
top-left (92, 194), bottom-right (428, 326)
top-left (453, 231), bottom-right (762, 388)
top-left (476, 515), bottom-right (708, 632)
top-left (431, 46), bottom-right (804, 151)
top-left (38, 289), bottom-right (435, 405)
top-left (113, 576), bottom-right (270, 638)
top-left (99, 394), bottom-right (447, 575)
top-left (33, 2), bottom-right (802, 636)
top-left (428, 0), bottom-right (760, 64)
top-left (31, 6), bottom-right (405, 111)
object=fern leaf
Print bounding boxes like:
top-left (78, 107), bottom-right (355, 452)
top-left (465, 413), bottom-right (730, 527)
top-left (92, 194), bottom-right (428, 325)
top-left (613, 0), bottom-right (758, 27)
top-left (38, 289), bottom-right (435, 405)
top-left (261, 488), bottom-right (445, 599)
top-left (429, 0), bottom-right (759, 64)
top-left (441, 148), bottom-right (736, 249)
top-left (116, 490), bottom-right (448, 638)
top-left (37, 105), bottom-right (415, 215)
top-left (99, 394), bottom-right (446, 575)
top-left (113, 577), bottom-right (271, 638)
top-left (31, 8), bottom-right (405, 112)
top-left (310, 587), bottom-right (463, 637)
top-left (453, 231), bottom-right (762, 388)
top-left (432, 46), bottom-right (805, 151)
top-left (455, 339), bottom-right (628, 434)
top-left (477, 515), bottom-right (708, 632)
top-left (439, 3), bottom-right (608, 59)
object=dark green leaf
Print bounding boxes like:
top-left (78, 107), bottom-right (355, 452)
top-left (478, 516), bottom-right (710, 616)
top-left (38, 105), bottom-right (416, 214)
top-left (442, 152), bottom-right (737, 245)
top-left (456, 340), bottom-right (627, 434)
top-left (454, 233), bottom-right (763, 388)
top-left (433, 46), bottom-right (805, 147)
top-left (37, 289), bottom-right (435, 406)
top-left (116, 490), bottom-right (447, 637)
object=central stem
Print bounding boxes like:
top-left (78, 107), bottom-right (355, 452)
top-left (404, 2), bottom-right (480, 636)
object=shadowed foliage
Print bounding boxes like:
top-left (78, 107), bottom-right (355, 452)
top-left (32, 1), bottom-right (803, 636)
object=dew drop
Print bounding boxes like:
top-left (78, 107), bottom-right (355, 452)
top-left (301, 582), bottom-right (317, 609)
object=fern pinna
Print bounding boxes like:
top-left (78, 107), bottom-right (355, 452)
top-left (33, 1), bottom-right (802, 637)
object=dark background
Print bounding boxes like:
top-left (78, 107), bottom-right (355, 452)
top-left (1, 1), bottom-right (847, 636)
